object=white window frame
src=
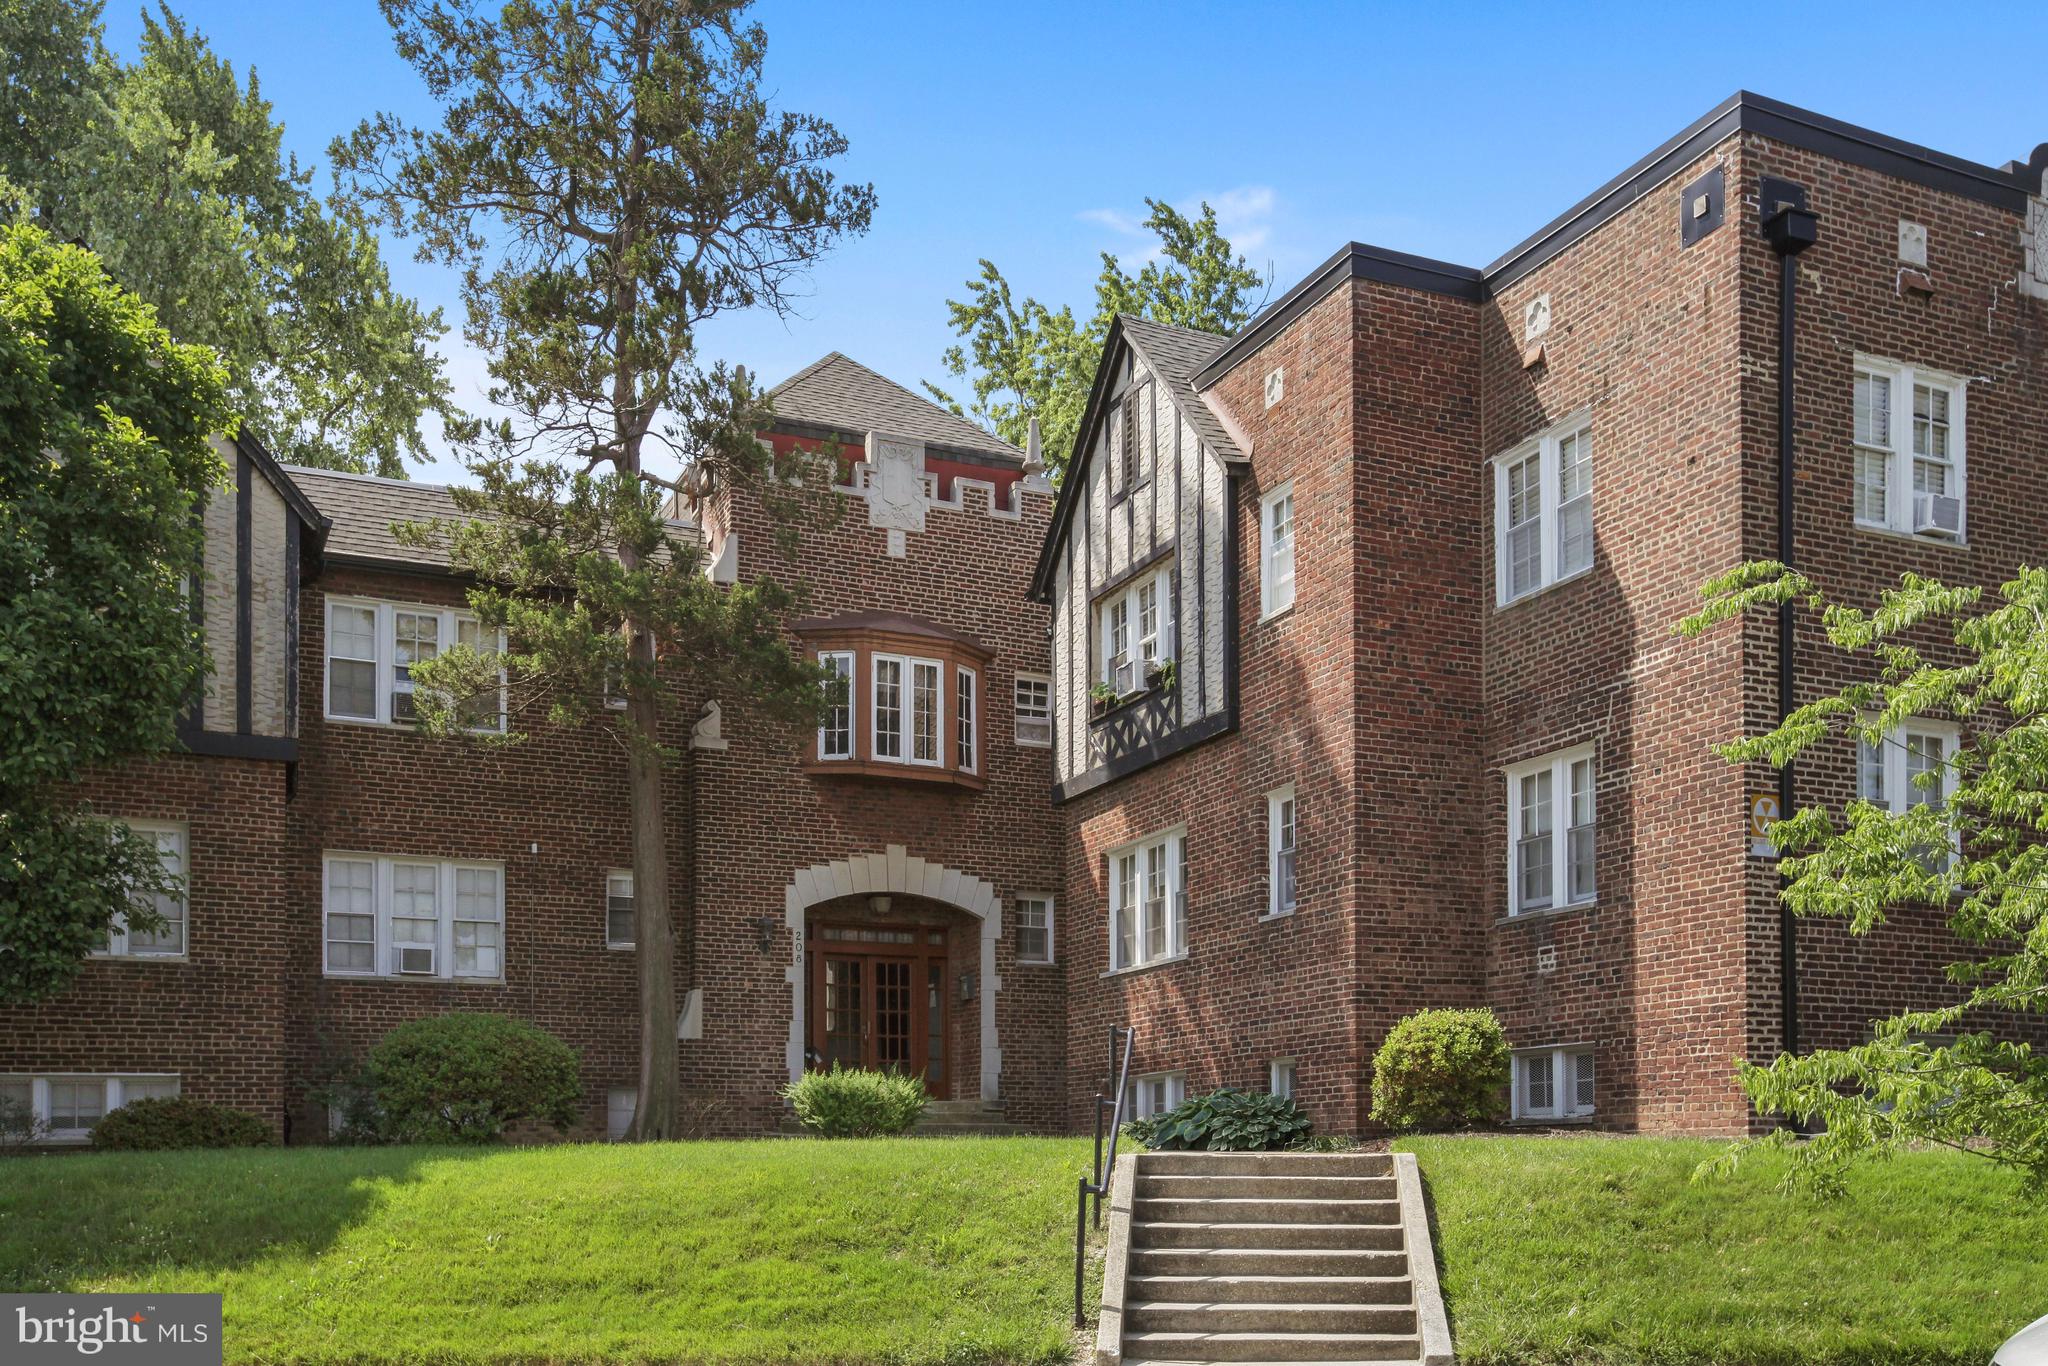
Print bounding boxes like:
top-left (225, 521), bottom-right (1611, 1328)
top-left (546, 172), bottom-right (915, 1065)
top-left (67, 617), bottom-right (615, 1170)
top-left (1260, 483), bottom-right (1295, 619)
top-left (1096, 564), bottom-right (1174, 695)
top-left (606, 1086), bottom-right (638, 1142)
top-left (97, 821), bottom-right (188, 959)
top-left (956, 666), bottom-right (978, 773)
top-left (1013, 673), bottom-right (1052, 748)
top-left (1269, 1058), bottom-right (1297, 1100)
top-left (1107, 828), bottom-right (1186, 972)
top-left (321, 853), bottom-right (508, 982)
top-left (1014, 894), bottom-right (1054, 964)
top-left (1505, 744), bottom-right (1596, 917)
top-left (1126, 1070), bottom-right (1185, 1119)
top-left (1512, 1047), bottom-right (1595, 1121)
top-left (1853, 356), bottom-right (1967, 542)
top-left (605, 870), bottom-right (635, 950)
top-left (1265, 786), bottom-right (1297, 918)
top-left (871, 653), bottom-right (944, 768)
top-left (1857, 718), bottom-right (1962, 868)
top-left (0, 1074), bottom-right (181, 1144)
top-left (323, 597), bottom-right (507, 733)
top-left (818, 651), bottom-right (855, 761)
top-left (1492, 414), bottom-right (1594, 606)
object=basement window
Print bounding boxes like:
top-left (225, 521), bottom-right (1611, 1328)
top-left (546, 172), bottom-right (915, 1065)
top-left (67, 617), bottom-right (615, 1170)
top-left (1513, 1048), bottom-right (1594, 1121)
top-left (0, 1074), bottom-right (180, 1143)
top-left (1853, 357), bottom-right (1966, 541)
top-left (1493, 416), bottom-right (1593, 605)
top-left (1126, 1071), bottom-right (1185, 1119)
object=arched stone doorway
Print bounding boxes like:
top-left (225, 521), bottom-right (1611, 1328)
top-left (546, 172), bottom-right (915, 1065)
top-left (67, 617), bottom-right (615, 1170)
top-left (782, 845), bottom-right (1001, 1101)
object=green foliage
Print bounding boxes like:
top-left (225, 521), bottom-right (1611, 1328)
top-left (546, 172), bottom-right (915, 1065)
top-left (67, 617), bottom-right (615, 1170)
top-left (334, 0), bottom-right (872, 1140)
top-left (928, 200), bottom-right (1269, 482)
top-left (1125, 1087), bottom-right (1312, 1151)
top-left (90, 1097), bottom-right (271, 1150)
top-left (365, 1012), bottom-right (581, 1144)
top-left (782, 1065), bottom-right (929, 1138)
top-left (1680, 564), bottom-right (2048, 1191)
top-left (0, 1089), bottom-right (46, 1149)
top-left (0, 223), bottom-right (228, 1004)
top-left (0, 1), bottom-right (453, 474)
top-left (1370, 1008), bottom-right (1511, 1131)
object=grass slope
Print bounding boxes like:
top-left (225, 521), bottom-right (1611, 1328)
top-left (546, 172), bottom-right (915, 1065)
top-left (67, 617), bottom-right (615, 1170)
top-left (0, 1138), bottom-right (1099, 1365)
top-left (1402, 1134), bottom-right (2046, 1366)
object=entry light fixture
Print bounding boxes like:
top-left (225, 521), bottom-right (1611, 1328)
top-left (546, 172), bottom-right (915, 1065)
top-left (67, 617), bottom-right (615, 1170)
top-left (868, 894), bottom-right (892, 917)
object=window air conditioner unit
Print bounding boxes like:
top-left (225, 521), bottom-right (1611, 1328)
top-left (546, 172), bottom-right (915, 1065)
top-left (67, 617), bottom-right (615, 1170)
top-left (1913, 494), bottom-right (1962, 537)
top-left (395, 945), bottom-right (435, 975)
top-left (1112, 658), bottom-right (1140, 695)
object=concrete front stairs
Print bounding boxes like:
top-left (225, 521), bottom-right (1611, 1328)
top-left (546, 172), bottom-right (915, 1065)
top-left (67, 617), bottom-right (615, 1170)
top-left (1095, 1150), bottom-right (1452, 1366)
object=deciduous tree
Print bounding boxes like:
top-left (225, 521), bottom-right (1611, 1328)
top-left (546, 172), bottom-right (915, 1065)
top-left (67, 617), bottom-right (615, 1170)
top-left (335, 0), bottom-right (873, 1138)
top-left (0, 224), bottom-right (232, 1003)
top-left (1682, 563), bottom-right (2048, 1189)
top-left (927, 199), bottom-right (1267, 481)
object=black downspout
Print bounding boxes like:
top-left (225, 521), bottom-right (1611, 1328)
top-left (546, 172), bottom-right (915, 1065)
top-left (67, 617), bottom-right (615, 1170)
top-left (1764, 200), bottom-right (1818, 1062)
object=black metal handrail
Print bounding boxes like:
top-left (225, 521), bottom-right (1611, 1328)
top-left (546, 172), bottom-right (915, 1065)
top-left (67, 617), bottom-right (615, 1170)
top-left (1075, 1023), bottom-right (1136, 1328)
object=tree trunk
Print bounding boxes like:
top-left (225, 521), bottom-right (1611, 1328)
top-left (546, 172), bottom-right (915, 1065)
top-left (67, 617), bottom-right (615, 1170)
top-left (624, 624), bottom-right (679, 1141)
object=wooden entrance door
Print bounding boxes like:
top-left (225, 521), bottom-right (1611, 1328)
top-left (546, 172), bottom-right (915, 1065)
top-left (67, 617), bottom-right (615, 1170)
top-left (808, 924), bottom-right (949, 1089)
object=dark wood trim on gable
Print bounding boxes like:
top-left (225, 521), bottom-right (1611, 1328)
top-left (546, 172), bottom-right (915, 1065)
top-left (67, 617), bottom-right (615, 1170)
top-left (236, 449), bottom-right (254, 735)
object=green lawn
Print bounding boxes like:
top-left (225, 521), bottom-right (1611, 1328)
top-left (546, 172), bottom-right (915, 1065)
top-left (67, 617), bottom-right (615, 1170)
top-left (1401, 1134), bottom-right (2047, 1366)
top-left (0, 1138), bottom-right (1099, 1365)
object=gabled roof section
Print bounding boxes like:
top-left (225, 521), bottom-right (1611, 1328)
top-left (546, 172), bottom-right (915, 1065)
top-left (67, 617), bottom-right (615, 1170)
top-left (768, 351), bottom-right (1023, 464)
top-left (1117, 315), bottom-right (1243, 466)
top-left (285, 465), bottom-right (699, 576)
top-left (1027, 314), bottom-right (1241, 601)
top-left (231, 430), bottom-right (329, 541)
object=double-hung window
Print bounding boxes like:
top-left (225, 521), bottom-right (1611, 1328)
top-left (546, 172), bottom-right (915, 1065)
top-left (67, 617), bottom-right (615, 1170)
top-left (1266, 786), bottom-right (1297, 917)
top-left (1506, 746), bottom-right (1596, 916)
top-left (323, 854), bottom-right (507, 981)
top-left (1108, 829), bottom-right (1185, 970)
top-left (1493, 417), bottom-right (1594, 604)
top-left (956, 667), bottom-right (977, 772)
top-left (818, 651), bottom-right (854, 760)
top-left (1854, 357), bottom-right (1966, 540)
top-left (605, 871), bottom-right (635, 949)
top-left (1261, 484), bottom-right (1295, 618)
top-left (1013, 674), bottom-right (1052, 747)
top-left (1858, 719), bottom-right (1960, 867)
top-left (325, 598), bottom-right (506, 732)
top-left (1014, 895), bottom-right (1053, 964)
top-left (1097, 564), bottom-right (1174, 696)
top-left (1513, 1048), bottom-right (1595, 1121)
top-left (99, 822), bottom-right (187, 958)
top-left (872, 654), bottom-right (942, 766)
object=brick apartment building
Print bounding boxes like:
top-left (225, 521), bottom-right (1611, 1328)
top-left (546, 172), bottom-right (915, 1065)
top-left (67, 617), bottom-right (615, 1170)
top-left (5, 92), bottom-right (2046, 1143)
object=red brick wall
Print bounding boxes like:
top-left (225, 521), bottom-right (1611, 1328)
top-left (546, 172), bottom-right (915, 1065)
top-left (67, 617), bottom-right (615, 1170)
top-left (0, 753), bottom-right (295, 1136)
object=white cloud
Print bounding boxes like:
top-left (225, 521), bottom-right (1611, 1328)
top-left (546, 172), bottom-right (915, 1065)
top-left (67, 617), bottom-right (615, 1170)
top-left (1076, 183), bottom-right (1283, 266)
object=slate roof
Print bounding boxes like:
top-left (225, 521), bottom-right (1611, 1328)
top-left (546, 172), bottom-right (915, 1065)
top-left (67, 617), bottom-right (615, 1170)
top-left (1116, 315), bottom-right (1244, 464)
top-left (767, 352), bottom-right (1023, 463)
top-left (286, 465), bottom-right (696, 574)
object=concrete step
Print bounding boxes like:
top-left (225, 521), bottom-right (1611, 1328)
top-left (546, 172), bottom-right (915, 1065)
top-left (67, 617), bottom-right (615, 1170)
top-left (1137, 1152), bottom-right (1393, 1177)
top-left (1127, 1273), bottom-right (1413, 1306)
top-left (1126, 1302), bottom-right (1419, 1336)
top-left (1132, 1221), bottom-right (1406, 1252)
top-left (1129, 1247), bottom-right (1411, 1278)
top-left (1137, 1174), bottom-right (1398, 1202)
top-left (1135, 1197), bottom-right (1403, 1226)
top-left (1119, 1330), bottom-right (1422, 1362)
top-left (920, 1100), bottom-right (1005, 1116)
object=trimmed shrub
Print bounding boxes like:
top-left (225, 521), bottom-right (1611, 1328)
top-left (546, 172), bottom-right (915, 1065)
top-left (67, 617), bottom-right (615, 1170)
top-left (91, 1098), bottom-right (272, 1151)
top-left (1127, 1087), bottom-right (1312, 1151)
top-left (367, 1012), bottom-right (581, 1144)
top-left (782, 1065), bottom-right (927, 1137)
top-left (1370, 1007), bottom-right (1511, 1131)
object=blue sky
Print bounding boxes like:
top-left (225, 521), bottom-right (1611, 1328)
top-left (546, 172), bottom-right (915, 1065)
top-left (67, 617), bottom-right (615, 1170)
top-left (105, 1), bottom-right (2048, 484)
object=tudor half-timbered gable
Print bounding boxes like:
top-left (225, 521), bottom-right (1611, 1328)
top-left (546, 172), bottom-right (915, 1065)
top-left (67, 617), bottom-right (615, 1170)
top-left (1034, 316), bottom-right (1245, 799)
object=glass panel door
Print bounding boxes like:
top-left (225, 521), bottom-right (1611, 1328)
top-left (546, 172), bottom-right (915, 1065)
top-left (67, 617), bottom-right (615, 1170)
top-left (822, 957), bottom-right (864, 1069)
top-left (872, 959), bottom-right (914, 1072)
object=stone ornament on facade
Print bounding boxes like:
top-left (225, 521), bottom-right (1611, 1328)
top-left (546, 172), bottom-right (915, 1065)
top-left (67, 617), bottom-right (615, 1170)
top-left (863, 431), bottom-right (928, 557)
top-left (690, 699), bottom-right (728, 751)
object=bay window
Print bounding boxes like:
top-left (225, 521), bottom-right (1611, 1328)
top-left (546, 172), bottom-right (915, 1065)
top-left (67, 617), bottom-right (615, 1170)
top-left (956, 667), bottom-right (977, 772)
top-left (325, 597), bottom-right (505, 732)
top-left (1493, 416), bottom-right (1594, 604)
top-left (323, 854), bottom-right (506, 982)
top-left (796, 618), bottom-right (988, 787)
top-left (1854, 357), bottom-right (1966, 540)
top-left (819, 651), bottom-right (854, 760)
top-left (1109, 829), bottom-right (1186, 970)
top-left (1506, 745), bottom-right (1596, 916)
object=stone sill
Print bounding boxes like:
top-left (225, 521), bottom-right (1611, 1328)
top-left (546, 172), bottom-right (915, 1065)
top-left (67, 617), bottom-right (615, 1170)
top-left (1493, 900), bottom-right (1598, 928)
top-left (1852, 521), bottom-right (1969, 553)
top-left (1100, 952), bottom-right (1188, 981)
